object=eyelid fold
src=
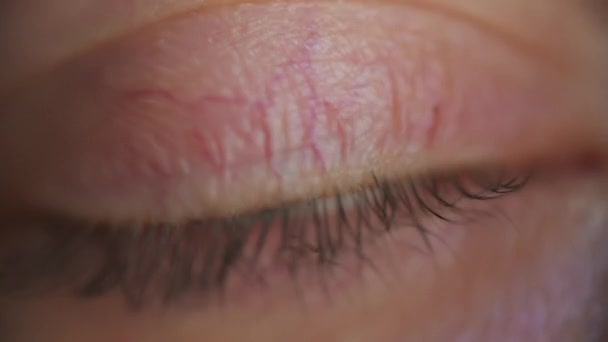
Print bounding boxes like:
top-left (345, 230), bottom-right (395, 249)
top-left (0, 2), bottom-right (605, 223)
top-left (0, 0), bottom-right (598, 91)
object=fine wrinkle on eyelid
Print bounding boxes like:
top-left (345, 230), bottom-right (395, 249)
top-left (0, 0), bottom-right (586, 92)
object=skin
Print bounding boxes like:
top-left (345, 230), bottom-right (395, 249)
top-left (1, 0), bottom-right (607, 341)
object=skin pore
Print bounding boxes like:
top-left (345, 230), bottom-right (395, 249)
top-left (0, 0), bottom-right (607, 341)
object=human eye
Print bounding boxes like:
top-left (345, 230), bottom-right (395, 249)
top-left (0, 1), bottom-right (607, 341)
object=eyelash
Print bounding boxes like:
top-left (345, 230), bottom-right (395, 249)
top-left (0, 169), bottom-right (528, 307)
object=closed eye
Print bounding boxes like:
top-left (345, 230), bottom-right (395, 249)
top-left (0, 0), bottom-right (606, 315)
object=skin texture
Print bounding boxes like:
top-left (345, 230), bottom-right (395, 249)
top-left (0, 1), bottom-right (607, 341)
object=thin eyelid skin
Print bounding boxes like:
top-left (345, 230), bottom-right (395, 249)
top-left (1, 2), bottom-right (604, 225)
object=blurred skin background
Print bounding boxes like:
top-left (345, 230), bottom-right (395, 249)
top-left (0, 0), bottom-right (607, 341)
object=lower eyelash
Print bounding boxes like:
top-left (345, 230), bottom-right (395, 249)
top-left (0, 169), bottom-right (529, 307)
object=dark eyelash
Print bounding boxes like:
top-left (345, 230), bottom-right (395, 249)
top-left (0, 169), bottom-right (529, 307)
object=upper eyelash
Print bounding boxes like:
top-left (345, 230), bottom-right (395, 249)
top-left (0, 169), bottom-right (529, 307)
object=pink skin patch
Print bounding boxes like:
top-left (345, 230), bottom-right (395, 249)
top-left (107, 6), bottom-right (418, 185)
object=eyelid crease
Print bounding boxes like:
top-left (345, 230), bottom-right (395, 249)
top-left (0, 0), bottom-right (588, 94)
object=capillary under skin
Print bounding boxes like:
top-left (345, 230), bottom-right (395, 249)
top-left (0, 2), bottom-right (592, 222)
top-left (109, 5), bottom-right (445, 181)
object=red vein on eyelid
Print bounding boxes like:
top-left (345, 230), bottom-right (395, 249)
top-left (254, 101), bottom-right (278, 177)
top-left (111, 7), bottom-right (448, 183)
top-left (123, 89), bottom-right (244, 173)
top-left (66, 13), bottom-right (373, 189)
top-left (299, 16), bottom-right (327, 170)
top-left (119, 87), bottom-right (332, 179)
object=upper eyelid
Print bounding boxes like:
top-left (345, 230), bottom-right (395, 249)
top-left (1, 2), bottom-right (605, 224)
